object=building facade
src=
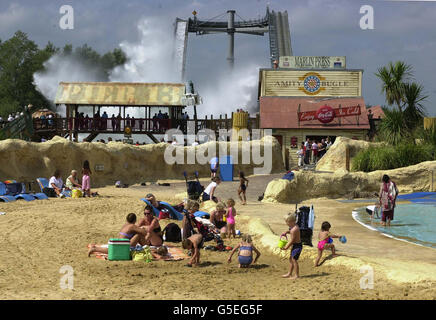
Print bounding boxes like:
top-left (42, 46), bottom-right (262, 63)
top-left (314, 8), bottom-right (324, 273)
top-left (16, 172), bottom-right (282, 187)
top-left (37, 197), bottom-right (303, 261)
top-left (258, 65), bottom-right (370, 169)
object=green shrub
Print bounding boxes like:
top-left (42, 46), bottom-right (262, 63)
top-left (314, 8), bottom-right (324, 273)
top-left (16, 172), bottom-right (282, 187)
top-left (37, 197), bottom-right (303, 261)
top-left (352, 143), bottom-right (436, 172)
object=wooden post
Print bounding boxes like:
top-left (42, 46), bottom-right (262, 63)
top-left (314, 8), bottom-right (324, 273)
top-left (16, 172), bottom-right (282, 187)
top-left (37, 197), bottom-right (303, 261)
top-left (345, 146), bottom-right (350, 171)
top-left (74, 105), bottom-right (78, 142)
top-left (67, 104), bottom-right (72, 141)
top-left (297, 104), bottom-right (301, 127)
top-left (339, 104), bottom-right (342, 126)
top-left (123, 107), bottom-right (126, 131)
top-left (194, 105), bottom-right (198, 134)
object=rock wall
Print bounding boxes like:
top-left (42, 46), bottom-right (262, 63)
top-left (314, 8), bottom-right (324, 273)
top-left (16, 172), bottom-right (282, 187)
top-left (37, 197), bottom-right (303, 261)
top-left (0, 136), bottom-right (284, 187)
top-left (263, 161), bottom-right (436, 203)
top-left (316, 136), bottom-right (382, 172)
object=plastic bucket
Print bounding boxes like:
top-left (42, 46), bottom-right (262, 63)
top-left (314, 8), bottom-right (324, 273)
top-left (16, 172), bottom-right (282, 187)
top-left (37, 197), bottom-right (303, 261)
top-left (278, 237), bottom-right (288, 249)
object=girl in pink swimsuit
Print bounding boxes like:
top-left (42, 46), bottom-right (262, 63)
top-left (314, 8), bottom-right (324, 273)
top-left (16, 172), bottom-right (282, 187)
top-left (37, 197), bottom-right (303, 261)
top-left (226, 198), bottom-right (237, 239)
top-left (315, 221), bottom-right (343, 267)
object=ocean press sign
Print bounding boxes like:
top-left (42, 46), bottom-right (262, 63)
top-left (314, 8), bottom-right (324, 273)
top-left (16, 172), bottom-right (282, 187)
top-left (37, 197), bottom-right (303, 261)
top-left (260, 70), bottom-right (362, 97)
top-left (279, 56), bottom-right (346, 69)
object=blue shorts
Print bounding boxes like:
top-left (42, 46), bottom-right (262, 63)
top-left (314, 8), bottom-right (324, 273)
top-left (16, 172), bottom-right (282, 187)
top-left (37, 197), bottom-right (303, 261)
top-left (291, 243), bottom-right (302, 261)
top-left (238, 255), bottom-right (253, 266)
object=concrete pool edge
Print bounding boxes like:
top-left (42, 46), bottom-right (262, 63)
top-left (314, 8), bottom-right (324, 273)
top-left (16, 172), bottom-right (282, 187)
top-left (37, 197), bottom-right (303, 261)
top-left (235, 208), bottom-right (436, 284)
top-left (351, 207), bottom-right (435, 250)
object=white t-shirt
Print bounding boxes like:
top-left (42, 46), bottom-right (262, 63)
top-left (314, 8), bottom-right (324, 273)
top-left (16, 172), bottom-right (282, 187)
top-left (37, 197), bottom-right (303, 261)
top-left (311, 143), bottom-right (318, 150)
top-left (204, 182), bottom-right (217, 195)
top-left (49, 176), bottom-right (63, 189)
top-left (297, 149), bottom-right (304, 158)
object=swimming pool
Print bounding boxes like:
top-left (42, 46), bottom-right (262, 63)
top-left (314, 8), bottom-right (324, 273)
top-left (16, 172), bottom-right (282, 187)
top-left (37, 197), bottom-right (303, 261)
top-left (353, 203), bottom-right (436, 249)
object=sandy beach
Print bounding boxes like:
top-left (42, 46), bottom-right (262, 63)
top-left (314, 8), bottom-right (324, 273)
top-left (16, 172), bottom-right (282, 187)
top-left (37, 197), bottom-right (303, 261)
top-left (0, 175), bottom-right (435, 300)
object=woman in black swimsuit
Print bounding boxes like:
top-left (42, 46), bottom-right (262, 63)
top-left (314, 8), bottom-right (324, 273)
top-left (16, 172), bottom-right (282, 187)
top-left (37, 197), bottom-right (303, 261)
top-left (137, 205), bottom-right (163, 246)
top-left (238, 171), bottom-right (249, 205)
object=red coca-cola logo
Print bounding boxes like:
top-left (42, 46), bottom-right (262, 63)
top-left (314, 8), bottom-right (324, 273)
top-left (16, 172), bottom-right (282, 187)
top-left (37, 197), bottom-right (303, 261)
top-left (316, 105), bottom-right (335, 123)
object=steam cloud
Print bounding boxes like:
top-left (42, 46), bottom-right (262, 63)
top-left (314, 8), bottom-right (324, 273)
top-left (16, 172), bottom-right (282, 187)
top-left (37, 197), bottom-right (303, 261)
top-left (34, 17), bottom-right (261, 117)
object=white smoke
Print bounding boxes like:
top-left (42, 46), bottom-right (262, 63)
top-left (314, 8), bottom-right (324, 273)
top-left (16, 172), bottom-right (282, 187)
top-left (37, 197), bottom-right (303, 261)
top-left (109, 19), bottom-right (179, 83)
top-left (33, 17), bottom-right (261, 117)
top-left (195, 64), bottom-right (260, 117)
top-left (33, 55), bottom-right (106, 102)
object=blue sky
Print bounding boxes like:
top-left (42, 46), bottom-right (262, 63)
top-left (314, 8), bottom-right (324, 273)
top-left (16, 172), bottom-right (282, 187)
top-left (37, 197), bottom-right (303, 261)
top-left (0, 0), bottom-right (435, 115)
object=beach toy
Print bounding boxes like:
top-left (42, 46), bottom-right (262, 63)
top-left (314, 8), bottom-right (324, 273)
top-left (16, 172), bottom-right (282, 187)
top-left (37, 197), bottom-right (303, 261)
top-left (328, 237), bottom-right (333, 244)
top-left (236, 230), bottom-right (241, 236)
top-left (278, 236), bottom-right (288, 249)
top-left (339, 236), bottom-right (347, 244)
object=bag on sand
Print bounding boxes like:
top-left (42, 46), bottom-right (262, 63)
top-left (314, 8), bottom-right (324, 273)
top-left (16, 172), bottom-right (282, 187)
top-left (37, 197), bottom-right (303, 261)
top-left (163, 223), bottom-right (182, 242)
top-left (72, 189), bottom-right (83, 198)
top-left (43, 187), bottom-right (57, 198)
top-left (131, 247), bottom-right (152, 262)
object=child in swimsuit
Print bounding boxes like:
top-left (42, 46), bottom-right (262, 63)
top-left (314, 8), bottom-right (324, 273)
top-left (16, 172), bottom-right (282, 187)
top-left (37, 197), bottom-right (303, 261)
top-left (225, 198), bottom-right (237, 239)
top-left (238, 171), bottom-right (249, 205)
top-left (227, 234), bottom-right (260, 268)
top-left (314, 221), bottom-right (343, 267)
top-left (280, 213), bottom-right (302, 279)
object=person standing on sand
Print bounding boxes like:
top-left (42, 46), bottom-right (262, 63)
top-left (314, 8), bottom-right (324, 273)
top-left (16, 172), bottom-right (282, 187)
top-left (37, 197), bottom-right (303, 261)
top-left (280, 213), bottom-right (302, 279)
top-left (297, 142), bottom-right (304, 168)
top-left (82, 160), bottom-right (97, 197)
top-left (379, 174), bottom-right (399, 227)
top-left (225, 198), bottom-right (237, 239)
top-left (238, 171), bottom-right (249, 205)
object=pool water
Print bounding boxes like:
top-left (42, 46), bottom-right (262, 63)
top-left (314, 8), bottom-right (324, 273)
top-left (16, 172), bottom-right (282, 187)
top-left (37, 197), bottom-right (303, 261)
top-left (353, 203), bottom-right (436, 249)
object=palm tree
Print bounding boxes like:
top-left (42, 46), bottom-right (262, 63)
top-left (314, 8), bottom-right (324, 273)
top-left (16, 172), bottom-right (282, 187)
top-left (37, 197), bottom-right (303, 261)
top-left (378, 108), bottom-right (409, 145)
top-left (402, 82), bottom-right (427, 129)
top-left (375, 61), bottom-right (413, 112)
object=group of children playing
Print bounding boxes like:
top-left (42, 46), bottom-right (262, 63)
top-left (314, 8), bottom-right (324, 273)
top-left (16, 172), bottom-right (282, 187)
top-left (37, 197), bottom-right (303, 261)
top-left (280, 213), bottom-right (343, 279)
top-left (183, 197), bottom-right (343, 276)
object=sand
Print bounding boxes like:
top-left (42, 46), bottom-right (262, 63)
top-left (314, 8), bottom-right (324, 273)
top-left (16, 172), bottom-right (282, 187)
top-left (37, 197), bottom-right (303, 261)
top-left (0, 176), bottom-right (435, 300)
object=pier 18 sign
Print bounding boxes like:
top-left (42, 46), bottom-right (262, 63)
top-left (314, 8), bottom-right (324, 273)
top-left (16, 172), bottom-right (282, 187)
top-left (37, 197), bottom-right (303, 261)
top-left (260, 70), bottom-right (363, 97)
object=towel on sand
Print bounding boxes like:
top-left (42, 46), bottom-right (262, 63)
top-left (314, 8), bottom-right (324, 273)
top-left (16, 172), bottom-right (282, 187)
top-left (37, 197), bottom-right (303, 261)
top-left (87, 244), bottom-right (188, 261)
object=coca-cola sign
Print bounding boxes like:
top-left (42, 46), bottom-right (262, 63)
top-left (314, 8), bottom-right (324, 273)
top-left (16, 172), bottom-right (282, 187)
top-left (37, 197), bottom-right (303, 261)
top-left (316, 105), bottom-right (335, 123)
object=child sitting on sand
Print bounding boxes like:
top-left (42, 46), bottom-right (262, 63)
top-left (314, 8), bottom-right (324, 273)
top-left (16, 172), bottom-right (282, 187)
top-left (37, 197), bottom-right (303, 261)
top-left (225, 198), bottom-right (237, 239)
top-left (314, 221), bottom-right (343, 267)
top-left (227, 234), bottom-right (260, 268)
top-left (280, 213), bottom-right (302, 279)
top-left (210, 202), bottom-right (228, 236)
